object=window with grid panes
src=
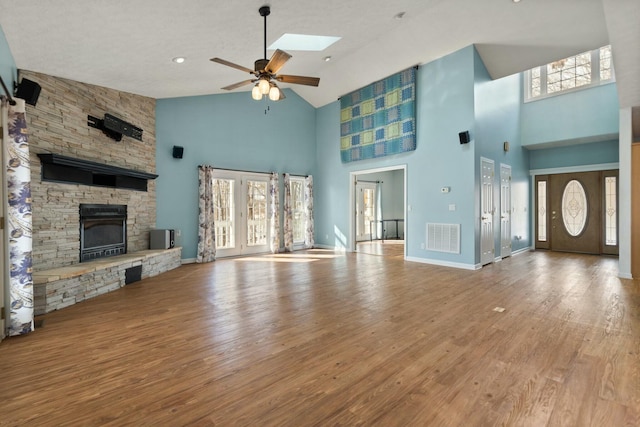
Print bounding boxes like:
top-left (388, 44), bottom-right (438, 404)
top-left (525, 45), bottom-right (614, 101)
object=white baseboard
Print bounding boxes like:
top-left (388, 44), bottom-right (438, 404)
top-left (618, 272), bottom-right (633, 279)
top-left (511, 246), bottom-right (532, 256)
top-left (493, 246), bottom-right (533, 263)
top-left (405, 256), bottom-right (480, 270)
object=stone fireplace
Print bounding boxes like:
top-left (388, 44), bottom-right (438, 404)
top-left (21, 69), bottom-right (158, 272)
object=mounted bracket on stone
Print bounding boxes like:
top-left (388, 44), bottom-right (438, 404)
top-left (88, 113), bottom-right (143, 142)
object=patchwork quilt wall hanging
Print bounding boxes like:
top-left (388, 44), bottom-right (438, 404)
top-left (340, 67), bottom-right (416, 162)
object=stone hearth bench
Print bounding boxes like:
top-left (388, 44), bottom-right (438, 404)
top-left (33, 247), bottom-right (182, 315)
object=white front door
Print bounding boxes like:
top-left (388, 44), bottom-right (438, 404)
top-left (213, 172), bottom-right (270, 258)
top-left (480, 158), bottom-right (495, 265)
top-left (355, 182), bottom-right (377, 241)
top-left (500, 164), bottom-right (512, 258)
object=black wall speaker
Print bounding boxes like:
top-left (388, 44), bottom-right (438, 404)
top-left (15, 78), bottom-right (41, 106)
top-left (172, 145), bottom-right (184, 159)
top-left (458, 130), bottom-right (470, 144)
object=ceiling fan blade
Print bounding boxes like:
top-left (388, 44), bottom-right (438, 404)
top-left (221, 80), bottom-right (256, 91)
top-left (265, 49), bottom-right (292, 74)
top-left (276, 75), bottom-right (320, 87)
top-left (210, 57), bottom-right (255, 75)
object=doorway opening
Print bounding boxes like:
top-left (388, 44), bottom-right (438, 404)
top-left (349, 165), bottom-right (407, 258)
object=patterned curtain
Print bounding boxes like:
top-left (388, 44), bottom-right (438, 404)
top-left (283, 173), bottom-right (293, 252)
top-left (269, 172), bottom-right (280, 253)
top-left (2, 98), bottom-right (34, 336)
top-left (196, 165), bottom-right (216, 263)
top-left (304, 175), bottom-right (314, 248)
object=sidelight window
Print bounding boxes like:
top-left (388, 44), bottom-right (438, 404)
top-left (605, 176), bottom-right (617, 246)
top-left (537, 181), bottom-right (547, 241)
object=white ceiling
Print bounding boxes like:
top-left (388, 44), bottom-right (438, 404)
top-left (0, 0), bottom-right (637, 109)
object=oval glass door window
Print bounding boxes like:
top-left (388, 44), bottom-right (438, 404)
top-left (562, 179), bottom-right (588, 236)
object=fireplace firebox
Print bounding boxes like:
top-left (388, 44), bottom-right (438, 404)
top-left (80, 204), bottom-right (127, 262)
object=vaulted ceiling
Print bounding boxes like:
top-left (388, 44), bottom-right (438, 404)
top-left (0, 0), bottom-right (637, 109)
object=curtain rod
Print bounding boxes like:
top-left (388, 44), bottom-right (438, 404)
top-left (204, 166), bottom-right (274, 175)
top-left (282, 173), bottom-right (309, 178)
top-left (0, 75), bottom-right (16, 105)
top-left (356, 179), bottom-right (382, 184)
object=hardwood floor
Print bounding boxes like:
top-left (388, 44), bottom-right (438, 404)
top-left (357, 240), bottom-right (405, 258)
top-left (0, 250), bottom-right (638, 426)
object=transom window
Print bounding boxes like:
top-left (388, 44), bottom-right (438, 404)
top-left (525, 45), bottom-right (614, 101)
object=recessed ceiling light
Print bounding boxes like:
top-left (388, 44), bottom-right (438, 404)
top-left (324, 56), bottom-right (332, 62)
top-left (172, 57), bottom-right (186, 64)
top-left (269, 34), bottom-right (341, 52)
top-left (512, 0), bottom-right (522, 3)
top-left (394, 12), bottom-right (406, 20)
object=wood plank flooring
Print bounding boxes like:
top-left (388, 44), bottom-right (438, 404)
top-left (356, 240), bottom-right (405, 258)
top-left (0, 250), bottom-right (638, 426)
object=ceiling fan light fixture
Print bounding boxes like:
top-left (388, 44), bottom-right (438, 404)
top-left (211, 5), bottom-right (319, 102)
top-left (252, 84), bottom-right (263, 100)
top-left (269, 85), bottom-right (281, 101)
top-left (258, 77), bottom-right (271, 95)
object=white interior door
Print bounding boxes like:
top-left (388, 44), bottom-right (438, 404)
top-left (500, 164), bottom-right (512, 258)
top-left (356, 182), bottom-right (377, 241)
top-left (480, 158), bottom-right (495, 265)
top-left (213, 172), bottom-right (270, 258)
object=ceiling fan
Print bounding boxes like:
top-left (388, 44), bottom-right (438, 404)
top-left (210, 5), bottom-right (320, 101)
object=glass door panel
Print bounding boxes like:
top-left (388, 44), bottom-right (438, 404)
top-left (290, 179), bottom-right (305, 244)
top-left (246, 180), bottom-right (267, 247)
top-left (355, 183), bottom-right (376, 241)
top-left (213, 178), bottom-right (235, 250)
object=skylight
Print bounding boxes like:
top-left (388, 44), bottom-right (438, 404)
top-left (268, 34), bottom-right (341, 52)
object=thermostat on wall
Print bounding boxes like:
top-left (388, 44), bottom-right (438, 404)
top-left (440, 187), bottom-right (450, 193)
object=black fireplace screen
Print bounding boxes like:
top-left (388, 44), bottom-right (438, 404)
top-left (79, 204), bottom-right (127, 262)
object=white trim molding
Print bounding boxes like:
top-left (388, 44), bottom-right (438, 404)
top-left (529, 162), bottom-right (619, 176)
top-left (405, 256), bottom-right (480, 271)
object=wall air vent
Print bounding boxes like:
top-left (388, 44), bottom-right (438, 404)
top-left (426, 223), bottom-right (460, 254)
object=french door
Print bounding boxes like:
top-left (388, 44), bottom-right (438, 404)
top-left (356, 182), bottom-right (377, 241)
top-left (213, 172), bottom-right (270, 257)
top-left (535, 170), bottom-right (618, 255)
top-left (500, 164), bottom-right (512, 258)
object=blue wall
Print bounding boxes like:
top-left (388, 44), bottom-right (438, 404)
top-left (315, 46), bottom-right (477, 266)
top-left (521, 83), bottom-right (619, 147)
top-left (473, 48), bottom-right (530, 256)
top-left (155, 89), bottom-right (317, 260)
top-left (0, 24), bottom-right (16, 96)
top-left (529, 139), bottom-right (619, 170)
